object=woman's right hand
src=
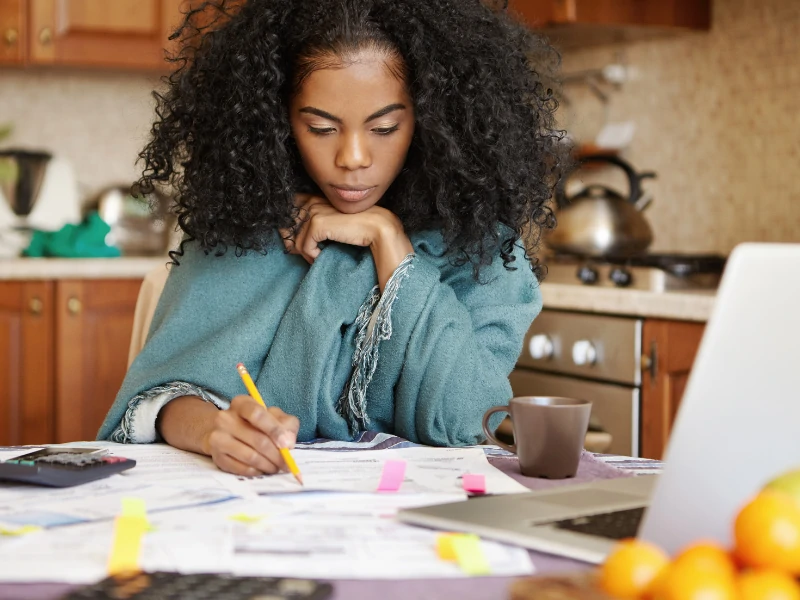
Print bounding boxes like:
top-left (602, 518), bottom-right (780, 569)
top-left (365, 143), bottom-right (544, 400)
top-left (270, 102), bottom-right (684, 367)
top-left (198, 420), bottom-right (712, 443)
top-left (203, 395), bottom-right (300, 476)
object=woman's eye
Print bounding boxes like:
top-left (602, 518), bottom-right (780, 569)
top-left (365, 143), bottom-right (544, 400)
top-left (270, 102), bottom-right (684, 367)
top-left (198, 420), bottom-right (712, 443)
top-left (373, 125), bottom-right (399, 136)
top-left (308, 126), bottom-right (336, 135)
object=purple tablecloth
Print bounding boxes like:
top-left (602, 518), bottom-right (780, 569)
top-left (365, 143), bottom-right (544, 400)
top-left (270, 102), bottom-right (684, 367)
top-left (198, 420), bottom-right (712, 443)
top-left (0, 451), bottom-right (628, 600)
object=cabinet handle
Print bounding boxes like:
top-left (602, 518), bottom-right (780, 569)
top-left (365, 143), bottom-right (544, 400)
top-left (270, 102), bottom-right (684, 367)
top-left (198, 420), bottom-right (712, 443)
top-left (4, 28), bottom-right (18, 46)
top-left (641, 340), bottom-right (658, 382)
top-left (38, 27), bottom-right (53, 46)
top-left (29, 297), bottom-right (43, 316)
top-left (67, 297), bottom-right (82, 315)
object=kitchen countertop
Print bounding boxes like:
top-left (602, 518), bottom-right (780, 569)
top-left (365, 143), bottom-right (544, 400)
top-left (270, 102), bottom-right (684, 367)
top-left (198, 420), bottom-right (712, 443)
top-left (1, 258), bottom-right (716, 322)
top-left (0, 257), bottom-right (168, 280)
top-left (539, 282), bottom-right (716, 322)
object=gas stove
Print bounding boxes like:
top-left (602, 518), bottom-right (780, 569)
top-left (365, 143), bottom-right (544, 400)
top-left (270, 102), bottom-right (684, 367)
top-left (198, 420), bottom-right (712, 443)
top-left (543, 253), bottom-right (726, 292)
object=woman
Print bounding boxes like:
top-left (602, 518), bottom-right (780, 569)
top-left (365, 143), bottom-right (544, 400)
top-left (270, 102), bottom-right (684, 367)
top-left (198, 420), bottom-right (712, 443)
top-left (98, 0), bottom-right (563, 476)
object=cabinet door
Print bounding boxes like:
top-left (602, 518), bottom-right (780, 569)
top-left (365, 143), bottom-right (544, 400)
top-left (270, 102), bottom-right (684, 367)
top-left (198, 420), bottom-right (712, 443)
top-left (509, 0), bottom-right (710, 29)
top-left (28, 0), bottom-right (186, 69)
top-left (55, 279), bottom-right (142, 443)
top-left (640, 319), bottom-right (705, 459)
top-left (0, 281), bottom-right (55, 445)
top-left (0, 0), bottom-right (25, 65)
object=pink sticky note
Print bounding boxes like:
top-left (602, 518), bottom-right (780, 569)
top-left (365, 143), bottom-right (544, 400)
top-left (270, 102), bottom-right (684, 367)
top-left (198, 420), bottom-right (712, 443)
top-left (462, 474), bottom-right (486, 494)
top-left (377, 460), bottom-right (406, 492)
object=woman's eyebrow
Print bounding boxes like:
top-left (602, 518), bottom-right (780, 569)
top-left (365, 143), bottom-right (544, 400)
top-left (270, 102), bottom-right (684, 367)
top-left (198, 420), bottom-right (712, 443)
top-left (298, 103), bottom-right (407, 124)
top-left (299, 106), bottom-right (341, 122)
top-left (364, 103), bottom-right (406, 122)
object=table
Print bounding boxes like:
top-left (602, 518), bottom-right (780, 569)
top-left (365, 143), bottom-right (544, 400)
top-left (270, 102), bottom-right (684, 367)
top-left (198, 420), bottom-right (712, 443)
top-left (1, 452), bottom-right (659, 600)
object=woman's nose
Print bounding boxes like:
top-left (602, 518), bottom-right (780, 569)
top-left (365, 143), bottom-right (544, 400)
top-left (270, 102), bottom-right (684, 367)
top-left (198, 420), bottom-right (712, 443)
top-left (335, 132), bottom-right (372, 170)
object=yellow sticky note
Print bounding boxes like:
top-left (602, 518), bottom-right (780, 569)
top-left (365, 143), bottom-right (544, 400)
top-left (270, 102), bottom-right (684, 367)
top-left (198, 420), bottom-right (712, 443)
top-left (228, 513), bottom-right (265, 523)
top-left (451, 534), bottom-right (491, 576)
top-left (436, 534), bottom-right (459, 561)
top-left (107, 516), bottom-right (148, 575)
top-left (121, 497), bottom-right (147, 519)
top-left (0, 524), bottom-right (41, 536)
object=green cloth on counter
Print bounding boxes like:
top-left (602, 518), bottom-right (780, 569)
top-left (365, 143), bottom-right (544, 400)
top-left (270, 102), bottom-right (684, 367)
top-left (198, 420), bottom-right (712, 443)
top-left (24, 211), bottom-right (121, 258)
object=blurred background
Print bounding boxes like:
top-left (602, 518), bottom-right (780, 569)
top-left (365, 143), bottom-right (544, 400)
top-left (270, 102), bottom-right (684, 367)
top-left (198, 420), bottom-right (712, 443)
top-left (1, 0), bottom-right (797, 259)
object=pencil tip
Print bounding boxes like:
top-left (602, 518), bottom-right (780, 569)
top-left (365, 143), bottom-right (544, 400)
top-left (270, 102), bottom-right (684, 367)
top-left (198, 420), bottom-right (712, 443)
top-left (296, 474), bottom-right (304, 486)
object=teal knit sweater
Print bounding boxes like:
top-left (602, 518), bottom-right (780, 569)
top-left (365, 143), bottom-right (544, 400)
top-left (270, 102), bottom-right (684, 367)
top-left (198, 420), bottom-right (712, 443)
top-left (97, 229), bottom-right (542, 446)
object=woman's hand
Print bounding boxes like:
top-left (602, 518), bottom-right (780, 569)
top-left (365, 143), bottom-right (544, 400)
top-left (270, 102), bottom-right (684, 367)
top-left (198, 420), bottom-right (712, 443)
top-left (203, 395), bottom-right (300, 477)
top-left (280, 193), bottom-right (414, 290)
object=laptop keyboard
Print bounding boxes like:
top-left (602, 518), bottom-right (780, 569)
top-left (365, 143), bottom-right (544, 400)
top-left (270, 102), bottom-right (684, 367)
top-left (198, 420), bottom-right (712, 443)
top-left (548, 507), bottom-right (646, 540)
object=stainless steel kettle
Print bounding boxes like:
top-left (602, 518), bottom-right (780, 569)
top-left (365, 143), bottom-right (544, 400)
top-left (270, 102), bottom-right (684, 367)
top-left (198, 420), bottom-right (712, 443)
top-left (546, 155), bottom-right (657, 258)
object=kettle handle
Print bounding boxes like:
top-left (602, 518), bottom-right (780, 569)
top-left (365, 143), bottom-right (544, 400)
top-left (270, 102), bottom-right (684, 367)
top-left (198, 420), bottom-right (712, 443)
top-left (559, 154), bottom-right (657, 205)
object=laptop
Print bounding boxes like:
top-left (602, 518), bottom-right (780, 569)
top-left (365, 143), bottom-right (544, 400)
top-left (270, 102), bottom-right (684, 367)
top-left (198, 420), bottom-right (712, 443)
top-left (399, 243), bottom-right (800, 563)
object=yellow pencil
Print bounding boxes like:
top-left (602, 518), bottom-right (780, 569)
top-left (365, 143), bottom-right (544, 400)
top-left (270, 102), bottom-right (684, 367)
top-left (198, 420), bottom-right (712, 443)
top-left (236, 362), bottom-right (303, 486)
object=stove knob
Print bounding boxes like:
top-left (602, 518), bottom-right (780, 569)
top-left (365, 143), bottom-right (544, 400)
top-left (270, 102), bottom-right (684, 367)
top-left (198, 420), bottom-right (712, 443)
top-left (528, 334), bottom-right (554, 360)
top-left (572, 340), bottom-right (597, 366)
top-left (577, 266), bottom-right (599, 285)
top-left (609, 267), bottom-right (633, 287)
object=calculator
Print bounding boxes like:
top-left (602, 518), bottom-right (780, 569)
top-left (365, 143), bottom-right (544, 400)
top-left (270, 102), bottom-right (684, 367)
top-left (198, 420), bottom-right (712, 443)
top-left (62, 571), bottom-right (334, 600)
top-left (0, 447), bottom-right (136, 487)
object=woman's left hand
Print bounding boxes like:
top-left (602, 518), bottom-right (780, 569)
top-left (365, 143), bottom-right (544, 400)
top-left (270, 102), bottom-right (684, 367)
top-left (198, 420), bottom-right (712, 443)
top-left (280, 194), bottom-right (414, 290)
top-left (280, 193), bottom-right (396, 262)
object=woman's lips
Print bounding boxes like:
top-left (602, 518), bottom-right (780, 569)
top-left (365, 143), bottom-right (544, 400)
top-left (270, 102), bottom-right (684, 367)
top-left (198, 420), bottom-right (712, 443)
top-left (330, 186), bottom-right (377, 202)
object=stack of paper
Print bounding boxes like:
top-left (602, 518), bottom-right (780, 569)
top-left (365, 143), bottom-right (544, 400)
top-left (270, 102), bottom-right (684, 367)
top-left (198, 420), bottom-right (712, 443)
top-left (0, 441), bottom-right (535, 584)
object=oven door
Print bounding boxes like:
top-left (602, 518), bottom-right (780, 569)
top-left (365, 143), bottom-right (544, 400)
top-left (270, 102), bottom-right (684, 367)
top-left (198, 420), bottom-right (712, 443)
top-left (510, 369), bottom-right (640, 457)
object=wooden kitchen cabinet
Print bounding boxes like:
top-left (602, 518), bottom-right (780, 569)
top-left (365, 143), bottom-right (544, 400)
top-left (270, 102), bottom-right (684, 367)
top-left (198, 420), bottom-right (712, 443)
top-left (508, 0), bottom-right (710, 47)
top-left (28, 0), bottom-right (186, 69)
top-left (0, 278), bottom-right (141, 446)
top-left (54, 279), bottom-right (141, 443)
top-left (0, 281), bottom-right (55, 445)
top-left (0, 0), bottom-right (26, 65)
top-left (640, 318), bottom-right (705, 459)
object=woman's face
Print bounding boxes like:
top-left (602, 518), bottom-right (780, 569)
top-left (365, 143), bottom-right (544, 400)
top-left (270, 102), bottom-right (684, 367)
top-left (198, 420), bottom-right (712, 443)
top-left (289, 48), bottom-right (415, 214)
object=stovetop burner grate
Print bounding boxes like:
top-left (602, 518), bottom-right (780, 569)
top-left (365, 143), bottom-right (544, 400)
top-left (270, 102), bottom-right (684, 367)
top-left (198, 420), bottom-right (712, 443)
top-left (549, 253), bottom-right (726, 276)
top-left (543, 253), bottom-right (727, 291)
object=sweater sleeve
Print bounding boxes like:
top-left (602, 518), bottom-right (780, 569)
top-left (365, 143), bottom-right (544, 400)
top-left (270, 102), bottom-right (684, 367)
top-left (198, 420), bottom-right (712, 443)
top-left (107, 381), bottom-right (230, 443)
top-left (387, 242), bottom-right (541, 446)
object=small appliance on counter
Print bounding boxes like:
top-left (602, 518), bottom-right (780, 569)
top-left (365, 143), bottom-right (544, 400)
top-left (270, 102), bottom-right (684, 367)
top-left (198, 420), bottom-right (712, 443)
top-left (0, 149), bottom-right (82, 257)
top-left (86, 184), bottom-right (176, 256)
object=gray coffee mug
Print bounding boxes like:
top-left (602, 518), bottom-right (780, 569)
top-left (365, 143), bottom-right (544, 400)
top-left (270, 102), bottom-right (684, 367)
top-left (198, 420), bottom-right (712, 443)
top-left (482, 396), bottom-right (592, 479)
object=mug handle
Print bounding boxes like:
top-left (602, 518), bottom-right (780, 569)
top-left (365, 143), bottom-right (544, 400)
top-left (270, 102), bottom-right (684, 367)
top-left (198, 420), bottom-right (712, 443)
top-left (482, 406), bottom-right (516, 453)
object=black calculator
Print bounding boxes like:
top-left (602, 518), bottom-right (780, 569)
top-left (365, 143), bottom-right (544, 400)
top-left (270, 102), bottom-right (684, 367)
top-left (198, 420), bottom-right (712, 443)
top-left (0, 447), bottom-right (136, 487)
top-left (62, 571), bottom-right (334, 600)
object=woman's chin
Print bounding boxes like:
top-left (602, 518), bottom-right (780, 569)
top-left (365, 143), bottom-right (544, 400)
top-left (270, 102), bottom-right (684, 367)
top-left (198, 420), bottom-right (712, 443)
top-left (327, 197), bottom-right (380, 215)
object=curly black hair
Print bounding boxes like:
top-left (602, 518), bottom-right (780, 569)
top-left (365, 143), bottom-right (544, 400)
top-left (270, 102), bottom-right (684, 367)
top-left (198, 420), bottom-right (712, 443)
top-left (137, 0), bottom-right (564, 279)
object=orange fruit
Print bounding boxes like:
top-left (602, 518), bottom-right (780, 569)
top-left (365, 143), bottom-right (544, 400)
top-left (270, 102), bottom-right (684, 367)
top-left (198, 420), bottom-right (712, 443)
top-left (599, 539), bottom-right (669, 599)
top-left (735, 491), bottom-right (800, 574)
top-left (652, 561), bottom-right (737, 600)
top-left (673, 541), bottom-right (737, 578)
top-left (739, 569), bottom-right (800, 600)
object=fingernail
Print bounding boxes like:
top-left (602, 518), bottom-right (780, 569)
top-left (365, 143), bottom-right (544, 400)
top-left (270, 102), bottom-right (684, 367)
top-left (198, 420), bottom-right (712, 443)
top-left (277, 433), bottom-right (294, 449)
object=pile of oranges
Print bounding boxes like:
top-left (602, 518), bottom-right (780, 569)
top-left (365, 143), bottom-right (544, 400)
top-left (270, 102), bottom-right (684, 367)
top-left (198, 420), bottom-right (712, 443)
top-left (598, 489), bottom-right (800, 599)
